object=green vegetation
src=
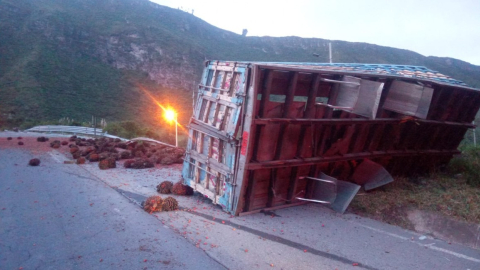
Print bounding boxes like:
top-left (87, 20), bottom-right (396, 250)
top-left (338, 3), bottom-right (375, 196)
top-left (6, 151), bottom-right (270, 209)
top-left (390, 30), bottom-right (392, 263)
top-left (1, 0), bottom-right (480, 130)
top-left (447, 145), bottom-right (480, 187)
top-left (350, 174), bottom-right (480, 228)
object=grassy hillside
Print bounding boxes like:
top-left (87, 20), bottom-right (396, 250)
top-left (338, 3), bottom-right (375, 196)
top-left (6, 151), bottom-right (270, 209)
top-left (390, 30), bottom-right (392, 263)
top-left (1, 0), bottom-right (479, 130)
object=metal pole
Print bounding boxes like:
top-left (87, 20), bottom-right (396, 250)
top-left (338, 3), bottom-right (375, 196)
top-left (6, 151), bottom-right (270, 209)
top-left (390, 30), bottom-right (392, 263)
top-left (175, 114), bottom-right (178, 147)
top-left (329, 42), bottom-right (332, 63)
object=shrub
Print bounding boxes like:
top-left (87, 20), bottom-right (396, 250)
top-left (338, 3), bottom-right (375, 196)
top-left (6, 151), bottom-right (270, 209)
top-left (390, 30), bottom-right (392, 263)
top-left (447, 146), bottom-right (480, 187)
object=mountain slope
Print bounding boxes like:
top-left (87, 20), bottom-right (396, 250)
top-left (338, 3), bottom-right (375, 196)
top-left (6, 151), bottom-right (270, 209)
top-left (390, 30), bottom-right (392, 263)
top-left (0, 0), bottom-right (479, 128)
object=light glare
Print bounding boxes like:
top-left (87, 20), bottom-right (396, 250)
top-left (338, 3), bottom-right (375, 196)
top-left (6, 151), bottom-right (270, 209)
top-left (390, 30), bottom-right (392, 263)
top-left (165, 109), bottom-right (175, 122)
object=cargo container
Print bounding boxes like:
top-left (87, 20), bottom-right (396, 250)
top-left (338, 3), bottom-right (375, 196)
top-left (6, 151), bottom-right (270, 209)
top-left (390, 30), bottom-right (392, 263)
top-left (182, 61), bottom-right (480, 216)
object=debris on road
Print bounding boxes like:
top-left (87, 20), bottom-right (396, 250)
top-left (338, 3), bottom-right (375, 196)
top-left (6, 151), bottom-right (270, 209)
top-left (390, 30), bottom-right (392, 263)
top-left (124, 158), bottom-right (154, 169)
top-left (37, 136), bottom-right (49, 142)
top-left (157, 181), bottom-right (173, 194)
top-left (172, 181), bottom-right (193, 196)
top-left (144, 195), bottom-right (163, 213)
top-left (50, 140), bottom-right (61, 148)
top-left (99, 158), bottom-right (116, 170)
top-left (76, 157), bottom-right (86, 164)
top-left (29, 158), bottom-right (40, 166)
top-left (162, 197), bottom-right (178, 211)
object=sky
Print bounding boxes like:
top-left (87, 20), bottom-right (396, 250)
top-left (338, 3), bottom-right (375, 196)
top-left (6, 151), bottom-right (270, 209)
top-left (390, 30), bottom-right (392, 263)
top-left (150, 0), bottom-right (480, 66)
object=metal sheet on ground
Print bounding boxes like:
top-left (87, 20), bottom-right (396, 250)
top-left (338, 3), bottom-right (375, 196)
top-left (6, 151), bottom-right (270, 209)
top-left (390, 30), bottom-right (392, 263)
top-left (351, 159), bottom-right (395, 190)
top-left (330, 180), bottom-right (361, 214)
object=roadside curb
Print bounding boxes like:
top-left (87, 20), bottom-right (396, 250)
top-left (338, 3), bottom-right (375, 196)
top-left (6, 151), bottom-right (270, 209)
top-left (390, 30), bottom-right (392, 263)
top-left (408, 209), bottom-right (480, 249)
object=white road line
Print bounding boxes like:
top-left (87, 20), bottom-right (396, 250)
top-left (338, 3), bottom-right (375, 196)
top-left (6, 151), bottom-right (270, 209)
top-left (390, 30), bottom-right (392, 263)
top-left (352, 222), bottom-right (409, 241)
top-left (427, 245), bottom-right (480, 263)
top-left (351, 221), bottom-right (480, 263)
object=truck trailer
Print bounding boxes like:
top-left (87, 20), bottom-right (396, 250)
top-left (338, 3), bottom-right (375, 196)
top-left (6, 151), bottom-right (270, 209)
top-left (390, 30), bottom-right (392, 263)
top-left (182, 61), bottom-right (480, 216)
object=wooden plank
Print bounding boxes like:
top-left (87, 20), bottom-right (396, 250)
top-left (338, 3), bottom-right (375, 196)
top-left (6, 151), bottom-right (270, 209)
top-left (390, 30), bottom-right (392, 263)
top-left (351, 124), bottom-right (371, 153)
top-left (189, 119), bottom-right (230, 141)
top-left (427, 87), bottom-right (448, 120)
top-left (462, 94), bottom-right (480, 123)
top-left (189, 150), bottom-right (233, 175)
top-left (368, 124), bottom-right (386, 152)
top-left (402, 121), bottom-right (419, 150)
top-left (251, 69), bottom-right (276, 161)
top-left (440, 89), bottom-right (461, 121)
top-left (253, 118), bottom-right (474, 128)
top-left (267, 169), bottom-right (276, 207)
top-left (245, 149), bottom-right (460, 170)
top-left (317, 125), bottom-right (332, 156)
top-left (269, 72), bottom-right (298, 207)
top-left (244, 171), bottom-right (256, 212)
top-left (296, 74), bottom-right (320, 158)
top-left (273, 72), bottom-right (298, 159)
top-left (235, 66), bottom-right (260, 214)
top-left (457, 92), bottom-right (477, 123)
top-left (201, 94), bottom-right (240, 109)
top-left (259, 70), bottom-right (274, 118)
top-left (413, 124), bottom-right (430, 150)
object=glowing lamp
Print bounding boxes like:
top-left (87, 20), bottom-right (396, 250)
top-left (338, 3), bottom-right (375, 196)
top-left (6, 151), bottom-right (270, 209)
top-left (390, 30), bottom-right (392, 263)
top-left (163, 108), bottom-right (178, 147)
top-left (165, 109), bottom-right (176, 122)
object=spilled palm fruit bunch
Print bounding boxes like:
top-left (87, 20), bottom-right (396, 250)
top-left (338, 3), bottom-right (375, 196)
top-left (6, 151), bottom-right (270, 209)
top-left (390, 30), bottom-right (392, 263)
top-left (162, 197), bottom-right (178, 211)
top-left (99, 157), bottom-right (116, 169)
top-left (123, 158), bottom-right (154, 169)
top-left (76, 157), bottom-right (86, 164)
top-left (172, 181), bottom-right (194, 196)
top-left (98, 159), bottom-right (109, 170)
top-left (29, 158), bottom-right (40, 166)
top-left (143, 196), bottom-right (163, 213)
top-left (50, 140), bottom-right (61, 148)
top-left (159, 155), bottom-right (175, 165)
top-left (157, 181), bottom-right (173, 194)
top-left (88, 153), bottom-right (99, 162)
top-left (7, 137), bottom-right (12, 140)
top-left (18, 141), bottom-right (24, 146)
top-left (61, 141), bottom-right (68, 145)
top-left (106, 157), bottom-right (116, 168)
top-left (72, 151), bottom-right (81, 159)
top-left (37, 136), bottom-right (48, 142)
top-left (119, 150), bottom-right (131, 159)
top-left (124, 159), bottom-right (135, 168)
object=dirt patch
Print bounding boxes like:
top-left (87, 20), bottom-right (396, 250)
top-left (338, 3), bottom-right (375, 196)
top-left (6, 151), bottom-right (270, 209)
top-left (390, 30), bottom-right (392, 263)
top-left (350, 175), bottom-right (480, 229)
top-left (0, 135), bottom-right (73, 155)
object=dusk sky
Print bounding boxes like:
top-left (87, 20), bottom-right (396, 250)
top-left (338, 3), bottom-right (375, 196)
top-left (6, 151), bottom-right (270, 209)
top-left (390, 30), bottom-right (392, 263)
top-left (150, 0), bottom-right (480, 66)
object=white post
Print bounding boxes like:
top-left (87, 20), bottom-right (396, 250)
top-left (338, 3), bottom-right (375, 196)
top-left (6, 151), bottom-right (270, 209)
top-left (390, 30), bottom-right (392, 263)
top-left (175, 114), bottom-right (178, 147)
top-left (329, 42), bottom-right (332, 63)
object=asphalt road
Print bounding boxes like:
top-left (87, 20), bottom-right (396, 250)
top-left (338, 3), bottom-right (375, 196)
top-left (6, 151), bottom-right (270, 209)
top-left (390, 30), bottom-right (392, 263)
top-left (0, 148), bottom-right (225, 270)
top-left (1, 133), bottom-right (480, 270)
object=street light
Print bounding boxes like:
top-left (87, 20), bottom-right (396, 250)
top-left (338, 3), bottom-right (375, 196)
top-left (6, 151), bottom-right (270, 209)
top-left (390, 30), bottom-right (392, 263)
top-left (164, 108), bottom-right (178, 147)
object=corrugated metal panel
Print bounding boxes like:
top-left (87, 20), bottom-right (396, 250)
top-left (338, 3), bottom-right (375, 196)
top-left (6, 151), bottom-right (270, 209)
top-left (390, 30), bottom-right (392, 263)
top-left (251, 62), bottom-right (468, 86)
top-left (383, 80), bottom-right (434, 119)
top-left (182, 60), bottom-right (480, 216)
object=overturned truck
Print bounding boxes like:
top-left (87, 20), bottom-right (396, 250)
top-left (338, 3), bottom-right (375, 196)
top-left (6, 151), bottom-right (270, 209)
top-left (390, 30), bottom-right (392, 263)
top-left (182, 61), bottom-right (480, 215)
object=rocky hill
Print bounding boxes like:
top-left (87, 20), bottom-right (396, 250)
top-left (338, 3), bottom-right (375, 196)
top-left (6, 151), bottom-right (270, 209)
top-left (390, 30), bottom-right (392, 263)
top-left (1, 0), bottom-right (479, 128)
